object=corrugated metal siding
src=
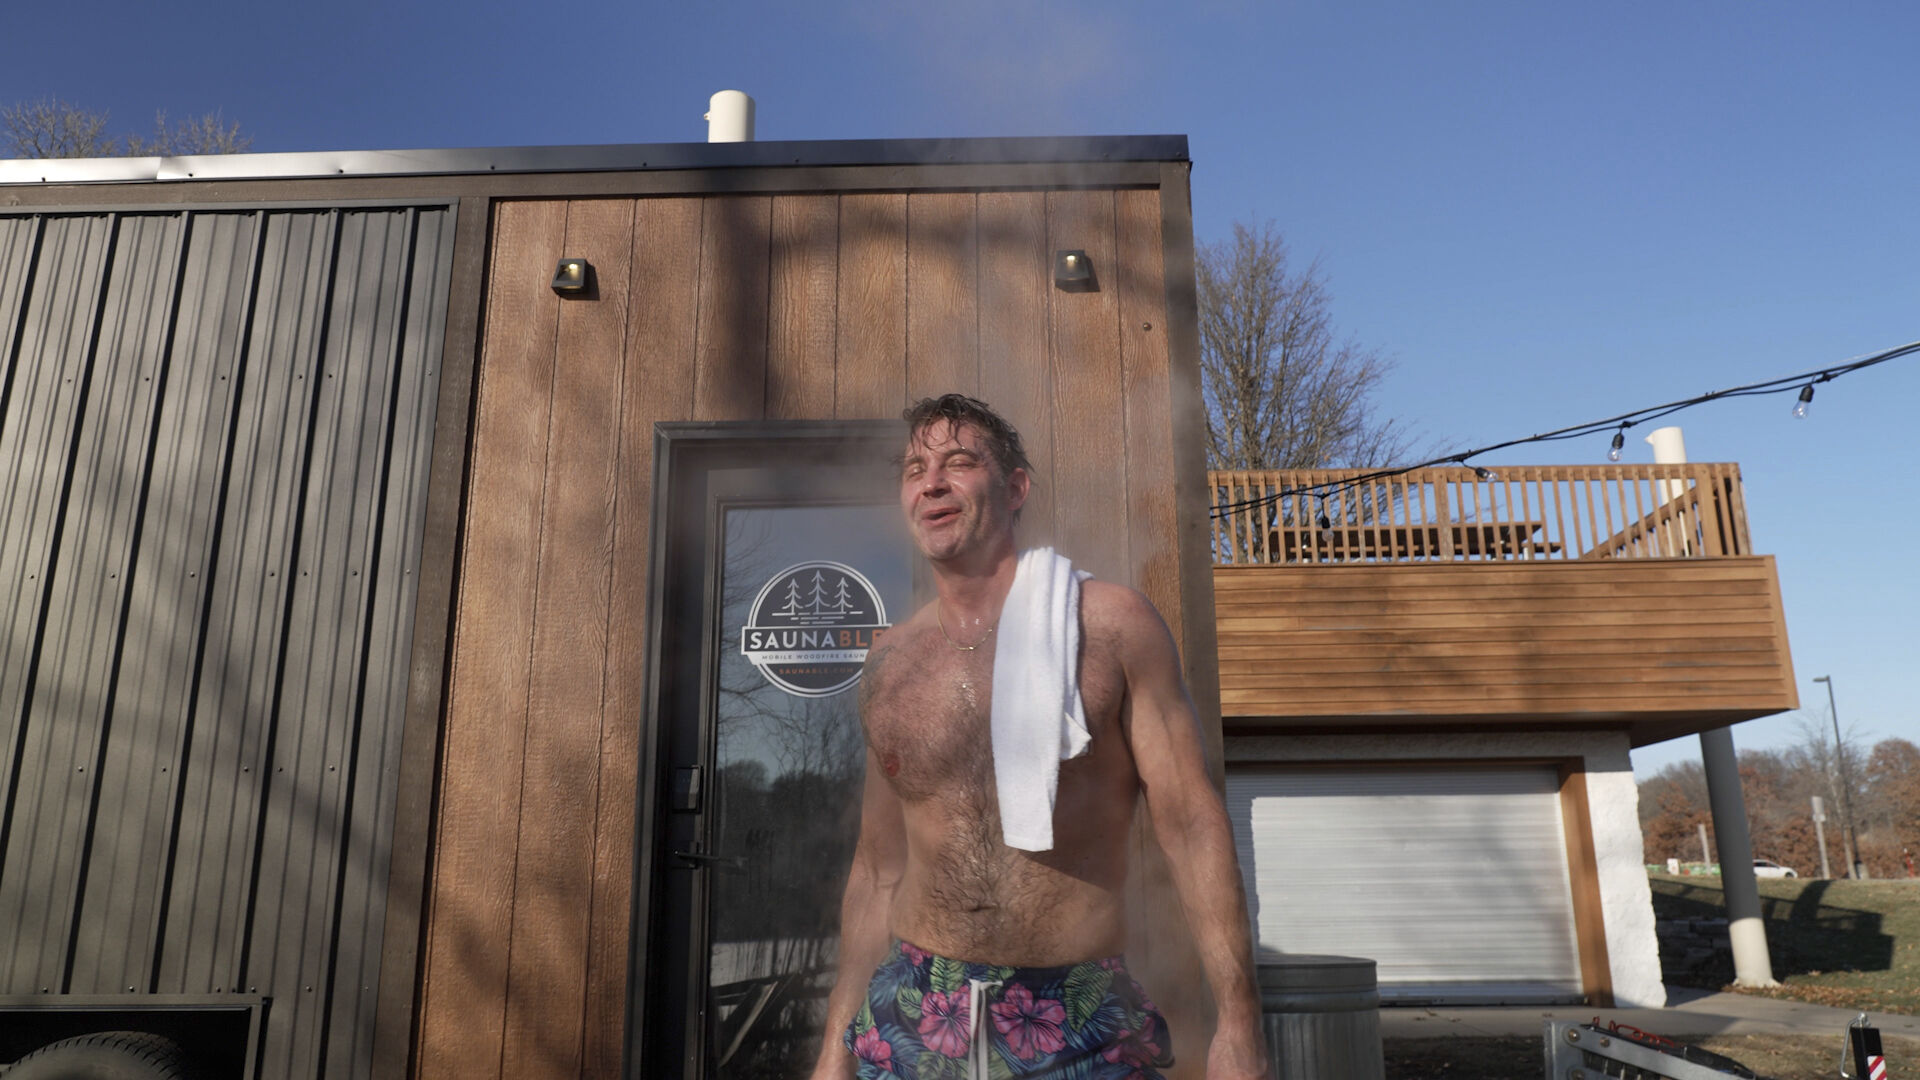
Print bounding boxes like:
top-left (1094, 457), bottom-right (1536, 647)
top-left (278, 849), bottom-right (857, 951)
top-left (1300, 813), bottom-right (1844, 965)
top-left (0, 204), bottom-right (455, 1080)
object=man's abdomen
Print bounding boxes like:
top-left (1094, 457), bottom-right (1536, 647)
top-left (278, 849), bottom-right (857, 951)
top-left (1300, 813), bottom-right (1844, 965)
top-left (891, 822), bottom-right (1129, 966)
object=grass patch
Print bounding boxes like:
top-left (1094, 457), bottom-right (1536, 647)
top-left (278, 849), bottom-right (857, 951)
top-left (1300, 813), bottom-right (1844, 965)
top-left (1650, 874), bottom-right (1920, 1015)
top-left (1386, 1034), bottom-right (1920, 1080)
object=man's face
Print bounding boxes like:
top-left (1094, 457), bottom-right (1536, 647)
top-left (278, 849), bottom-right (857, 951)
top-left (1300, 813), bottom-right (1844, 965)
top-left (899, 419), bottom-right (1029, 563)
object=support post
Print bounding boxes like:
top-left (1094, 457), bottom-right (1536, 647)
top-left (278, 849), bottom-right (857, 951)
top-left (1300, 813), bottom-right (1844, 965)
top-left (1648, 426), bottom-right (1775, 986)
top-left (1699, 726), bottom-right (1776, 987)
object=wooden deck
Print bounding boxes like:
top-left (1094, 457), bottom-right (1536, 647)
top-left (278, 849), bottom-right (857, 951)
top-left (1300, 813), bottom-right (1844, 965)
top-left (1212, 464), bottom-right (1752, 565)
top-left (1212, 557), bottom-right (1798, 744)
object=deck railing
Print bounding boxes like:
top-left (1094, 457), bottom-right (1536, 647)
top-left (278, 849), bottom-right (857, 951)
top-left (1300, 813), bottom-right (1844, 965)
top-left (1208, 464), bottom-right (1752, 565)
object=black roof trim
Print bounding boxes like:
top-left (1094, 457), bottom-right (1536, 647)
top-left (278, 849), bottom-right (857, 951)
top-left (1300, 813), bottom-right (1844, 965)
top-left (0, 135), bottom-right (1189, 186)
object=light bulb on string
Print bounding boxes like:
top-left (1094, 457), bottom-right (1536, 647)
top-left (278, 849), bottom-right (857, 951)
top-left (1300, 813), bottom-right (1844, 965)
top-left (1201, 338), bottom-right (1920, 522)
top-left (1794, 384), bottom-right (1814, 419)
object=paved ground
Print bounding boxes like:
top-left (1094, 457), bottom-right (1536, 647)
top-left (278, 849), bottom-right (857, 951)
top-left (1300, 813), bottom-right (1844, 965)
top-left (1379, 987), bottom-right (1920, 1040)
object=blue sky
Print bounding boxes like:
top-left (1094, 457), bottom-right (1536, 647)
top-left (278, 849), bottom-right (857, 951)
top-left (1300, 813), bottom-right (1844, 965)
top-left (8, 1), bottom-right (1914, 775)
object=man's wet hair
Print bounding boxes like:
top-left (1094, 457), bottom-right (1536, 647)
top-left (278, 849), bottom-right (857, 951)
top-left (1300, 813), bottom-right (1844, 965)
top-left (901, 394), bottom-right (1033, 480)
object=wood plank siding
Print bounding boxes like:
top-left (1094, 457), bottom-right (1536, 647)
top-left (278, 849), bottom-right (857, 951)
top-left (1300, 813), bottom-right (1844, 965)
top-left (1213, 557), bottom-right (1798, 744)
top-left (421, 187), bottom-right (1211, 1080)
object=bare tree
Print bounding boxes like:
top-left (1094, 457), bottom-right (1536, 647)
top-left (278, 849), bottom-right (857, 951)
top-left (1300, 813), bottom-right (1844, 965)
top-left (1197, 220), bottom-right (1411, 471)
top-left (1861, 737), bottom-right (1920, 839)
top-left (1793, 712), bottom-right (1870, 874)
top-left (3, 97), bottom-right (251, 159)
top-left (1, 98), bottom-right (115, 158)
top-left (126, 110), bottom-right (252, 156)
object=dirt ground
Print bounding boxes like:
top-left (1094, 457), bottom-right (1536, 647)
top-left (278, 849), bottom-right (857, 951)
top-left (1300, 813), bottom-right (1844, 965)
top-left (1384, 1032), bottom-right (1920, 1079)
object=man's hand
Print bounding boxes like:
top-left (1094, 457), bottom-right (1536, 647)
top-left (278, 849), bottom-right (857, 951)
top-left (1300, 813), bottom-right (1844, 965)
top-left (1207, 1016), bottom-right (1272, 1078)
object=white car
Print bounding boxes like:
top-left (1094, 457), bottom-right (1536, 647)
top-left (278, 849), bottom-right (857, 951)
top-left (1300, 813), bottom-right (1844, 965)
top-left (1752, 858), bottom-right (1798, 878)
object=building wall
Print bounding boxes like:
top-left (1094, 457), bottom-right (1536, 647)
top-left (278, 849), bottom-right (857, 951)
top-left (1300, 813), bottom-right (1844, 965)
top-left (0, 204), bottom-right (456, 1078)
top-left (420, 185), bottom-right (1216, 1078)
top-left (1224, 730), bottom-right (1665, 1009)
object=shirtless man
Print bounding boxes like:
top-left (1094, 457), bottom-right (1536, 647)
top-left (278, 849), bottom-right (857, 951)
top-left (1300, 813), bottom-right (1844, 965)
top-left (809, 395), bottom-right (1269, 1079)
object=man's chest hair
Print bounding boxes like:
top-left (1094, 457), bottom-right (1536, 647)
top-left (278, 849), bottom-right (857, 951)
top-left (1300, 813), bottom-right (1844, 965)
top-left (861, 625), bottom-right (1128, 803)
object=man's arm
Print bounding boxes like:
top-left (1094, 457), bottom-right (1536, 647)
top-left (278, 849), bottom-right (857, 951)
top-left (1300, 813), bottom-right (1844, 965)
top-left (1101, 584), bottom-right (1271, 1079)
top-left (809, 745), bottom-right (907, 1079)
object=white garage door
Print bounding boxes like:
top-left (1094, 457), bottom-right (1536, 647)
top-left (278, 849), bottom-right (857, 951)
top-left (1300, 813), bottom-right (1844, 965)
top-left (1225, 765), bottom-right (1584, 1004)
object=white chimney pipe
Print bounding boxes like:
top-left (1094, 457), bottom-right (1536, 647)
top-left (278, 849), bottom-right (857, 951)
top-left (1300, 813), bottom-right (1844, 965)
top-left (1645, 426), bottom-right (1689, 507)
top-left (705, 91), bottom-right (755, 143)
top-left (1643, 426), bottom-right (1687, 465)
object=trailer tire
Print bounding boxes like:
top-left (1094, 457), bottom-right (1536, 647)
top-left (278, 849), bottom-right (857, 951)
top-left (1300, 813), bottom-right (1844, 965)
top-left (7, 1031), bottom-right (198, 1080)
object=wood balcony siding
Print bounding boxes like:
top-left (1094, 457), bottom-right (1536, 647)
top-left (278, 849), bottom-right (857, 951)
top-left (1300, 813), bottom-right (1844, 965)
top-left (1209, 466), bottom-right (1798, 744)
top-left (1211, 464), bottom-right (1752, 565)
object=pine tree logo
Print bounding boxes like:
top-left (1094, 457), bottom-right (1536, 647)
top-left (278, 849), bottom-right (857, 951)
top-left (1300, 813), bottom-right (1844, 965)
top-left (776, 578), bottom-right (804, 617)
top-left (740, 560), bottom-right (891, 697)
top-left (829, 576), bottom-right (861, 616)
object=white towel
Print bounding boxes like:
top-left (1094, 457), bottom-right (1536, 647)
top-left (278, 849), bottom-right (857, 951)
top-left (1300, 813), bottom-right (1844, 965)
top-left (990, 547), bottom-right (1092, 852)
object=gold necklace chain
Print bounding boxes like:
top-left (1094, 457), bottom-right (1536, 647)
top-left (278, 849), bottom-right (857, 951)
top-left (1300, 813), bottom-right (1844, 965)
top-left (936, 599), bottom-right (996, 651)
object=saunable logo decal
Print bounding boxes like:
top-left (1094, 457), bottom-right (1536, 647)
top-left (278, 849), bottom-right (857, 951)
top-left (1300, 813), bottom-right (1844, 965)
top-left (739, 560), bottom-right (891, 697)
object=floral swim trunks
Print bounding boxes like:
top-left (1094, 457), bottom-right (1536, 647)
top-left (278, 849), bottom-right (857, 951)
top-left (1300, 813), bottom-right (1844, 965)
top-left (842, 939), bottom-right (1174, 1078)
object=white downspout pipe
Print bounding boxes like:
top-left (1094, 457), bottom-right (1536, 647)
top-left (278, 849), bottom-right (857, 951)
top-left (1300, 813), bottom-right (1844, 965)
top-left (705, 91), bottom-right (755, 143)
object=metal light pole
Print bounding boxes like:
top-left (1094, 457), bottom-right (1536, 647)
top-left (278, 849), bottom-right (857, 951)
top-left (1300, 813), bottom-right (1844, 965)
top-left (1814, 675), bottom-right (1864, 879)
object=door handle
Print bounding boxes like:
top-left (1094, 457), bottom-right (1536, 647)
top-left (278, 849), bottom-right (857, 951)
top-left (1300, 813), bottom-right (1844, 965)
top-left (672, 847), bottom-right (745, 871)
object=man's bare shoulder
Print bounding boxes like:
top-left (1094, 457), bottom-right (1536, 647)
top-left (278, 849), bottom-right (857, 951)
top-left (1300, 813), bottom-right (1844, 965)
top-left (861, 602), bottom-right (942, 697)
top-left (1080, 579), bottom-right (1175, 648)
top-left (896, 601), bottom-right (942, 642)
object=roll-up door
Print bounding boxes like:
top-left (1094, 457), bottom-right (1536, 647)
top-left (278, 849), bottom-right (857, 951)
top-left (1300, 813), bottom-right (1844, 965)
top-left (1225, 765), bottom-right (1584, 1004)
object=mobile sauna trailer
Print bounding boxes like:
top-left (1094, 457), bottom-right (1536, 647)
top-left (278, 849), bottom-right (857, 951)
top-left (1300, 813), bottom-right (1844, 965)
top-left (0, 137), bottom-right (1219, 1079)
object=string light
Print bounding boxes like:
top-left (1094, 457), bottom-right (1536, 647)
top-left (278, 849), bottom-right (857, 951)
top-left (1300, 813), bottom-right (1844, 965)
top-left (1608, 428), bottom-right (1627, 462)
top-left (1210, 338), bottom-right (1919, 519)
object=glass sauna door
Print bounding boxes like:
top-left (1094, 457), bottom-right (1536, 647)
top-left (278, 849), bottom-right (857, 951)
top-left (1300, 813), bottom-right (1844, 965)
top-left (704, 502), bottom-right (908, 1076)
top-left (635, 424), bottom-right (913, 1080)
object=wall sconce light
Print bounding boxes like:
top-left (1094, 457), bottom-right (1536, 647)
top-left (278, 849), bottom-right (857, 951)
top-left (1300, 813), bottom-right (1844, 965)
top-left (551, 258), bottom-right (591, 295)
top-left (1054, 250), bottom-right (1095, 291)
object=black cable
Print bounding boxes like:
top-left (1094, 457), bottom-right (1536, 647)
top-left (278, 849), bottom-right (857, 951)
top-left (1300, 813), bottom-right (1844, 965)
top-left (1209, 339), bottom-right (1919, 518)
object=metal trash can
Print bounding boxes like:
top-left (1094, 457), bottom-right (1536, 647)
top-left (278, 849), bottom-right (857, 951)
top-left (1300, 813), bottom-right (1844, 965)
top-left (1257, 952), bottom-right (1384, 1080)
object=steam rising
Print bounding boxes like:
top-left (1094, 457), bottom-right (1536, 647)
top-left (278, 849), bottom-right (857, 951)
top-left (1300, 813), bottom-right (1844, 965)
top-left (836, 1), bottom-right (1138, 135)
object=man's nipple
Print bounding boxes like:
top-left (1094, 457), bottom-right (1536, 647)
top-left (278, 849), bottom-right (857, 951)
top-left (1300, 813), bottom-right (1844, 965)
top-left (882, 752), bottom-right (901, 777)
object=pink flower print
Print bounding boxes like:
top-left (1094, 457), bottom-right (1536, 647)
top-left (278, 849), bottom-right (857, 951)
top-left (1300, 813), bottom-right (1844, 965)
top-left (1122, 973), bottom-right (1159, 1015)
top-left (1101, 1024), bottom-right (1164, 1068)
top-left (989, 984), bottom-right (1067, 1060)
top-left (900, 942), bottom-right (932, 967)
top-left (916, 989), bottom-right (972, 1058)
top-left (852, 1026), bottom-right (893, 1072)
